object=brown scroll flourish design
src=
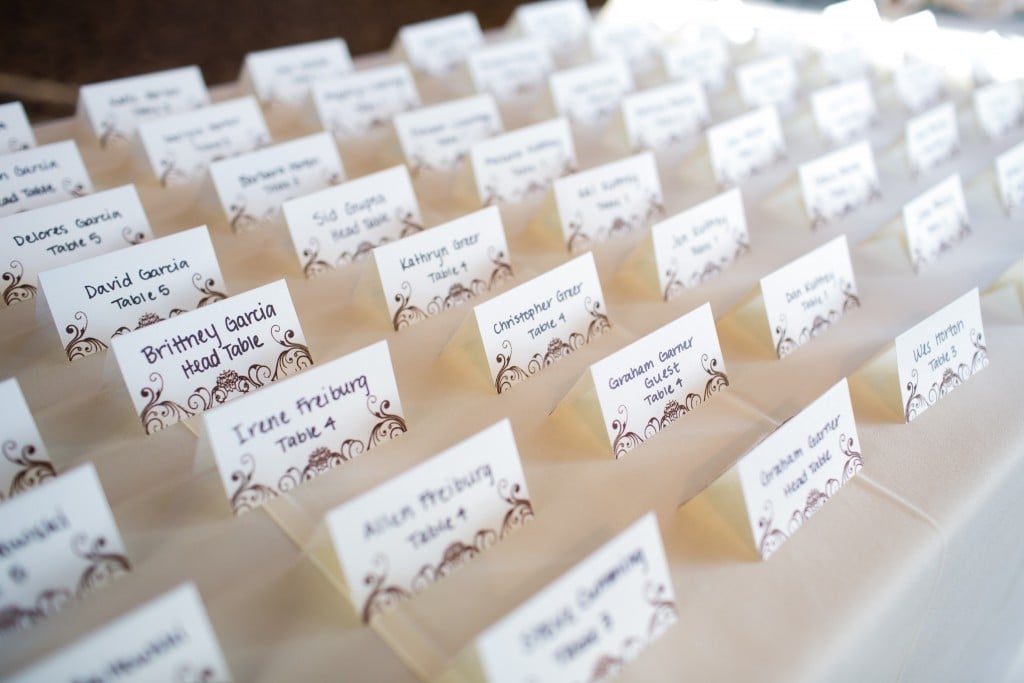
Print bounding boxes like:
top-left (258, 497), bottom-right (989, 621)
top-left (2, 259), bottom-right (36, 306)
top-left (2, 441), bottom-right (56, 500)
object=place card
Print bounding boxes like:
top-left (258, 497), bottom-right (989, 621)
top-left (902, 174), bottom-right (970, 272)
top-left (706, 106), bottom-right (787, 189)
top-left (208, 132), bottom-right (344, 232)
top-left (467, 118), bottom-right (576, 206)
top-left (798, 141), bottom-right (881, 229)
top-left (619, 78), bottom-right (710, 152)
top-left (896, 288), bottom-right (987, 422)
top-left (905, 101), bottom-right (959, 177)
top-left (395, 12), bottom-right (484, 76)
top-left (0, 102), bottom-right (36, 153)
top-left (0, 185), bottom-right (152, 308)
top-left (242, 38), bottom-right (354, 107)
top-left (7, 583), bottom-right (231, 683)
top-left (467, 38), bottom-right (553, 101)
top-left (393, 95), bottom-right (503, 176)
top-left (110, 279), bottom-right (311, 435)
top-left (470, 512), bottom-right (676, 683)
top-left (77, 66), bottom-right (208, 148)
top-left (0, 378), bottom-right (54, 502)
top-left (820, 44), bottom-right (867, 84)
top-left (548, 59), bottom-right (634, 127)
top-left (810, 79), bottom-right (878, 147)
top-left (312, 63), bottom-right (421, 139)
top-left (38, 226), bottom-right (226, 362)
top-left (137, 96), bottom-right (270, 188)
top-left (894, 60), bottom-right (944, 115)
top-left (972, 79), bottom-right (1023, 140)
top-left (663, 38), bottom-right (730, 93)
top-left (760, 236), bottom-right (860, 358)
top-left (0, 141), bottom-right (92, 217)
top-left (734, 377), bottom-right (862, 560)
top-left (995, 138), bottom-right (1024, 213)
top-left (283, 165), bottom-right (423, 276)
top-left (200, 340), bottom-right (406, 515)
top-left (326, 419), bottom-right (530, 623)
top-left (511, 0), bottom-right (591, 60)
top-left (0, 463), bottom-right (129, 638)
top-left (735, 55), bottom-right (799, 111)
top-left (373, 206), bottom-right (512, 331)
top-left (588, 23), bottom-right (661, 75)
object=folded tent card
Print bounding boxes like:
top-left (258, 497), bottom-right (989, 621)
top-left (0, 141), bottom-right (93, 218)
top-left (311, 63), bottom-right (421, 141)
top-left (393, 11), bottom-right (484, 79)
top-left (393, 94), bottom-right (503, 178)
top-left (240, 38), bottom-right (354, 111)
top-left (809, 78), bottom-right (879, 148)
top-left (508, 0), bottom-right (591, 65)
top-left (995, 138), bottom-right (1024, 214)
top-left (0, 101), bottom-right (36, 153)
top-left (705, 106), bottom-right (788, 191)
top-left (547, 58), bottom-right (634, 128)
top-left (971, 79), bottom-right (1023, 141)
top-left (903, 100), bottom-right (960, 178)
top-left (0, 377), bottom-right (55, 502)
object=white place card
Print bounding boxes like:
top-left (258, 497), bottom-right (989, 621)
top-left (473, 512), bottom-right (676, 683)
top-left (620, 78), bottom-right (710, 152)
top-left (0, 185), bottom-right (152, 308)
top-left (7, 583), bottom-right (231, 683)
top-left (312, 63), bottom-right (421, 139)
top-left (375, 206), bottom-right (512, 331)
top-left (468, 38), bottom-right (553, 101)
top-left (327, 419), bottom-right (530, 623)
top-left (995, 138), bottom-right (1024, 213)
top-left (394, 95), bottom-right (503, 175)
top-left (469, 118), bottom-right (576, 206)
top-left (77, 66), bottom-right (208, 148)
top-left (138, 96), bottom-right (270, 187)
top-left (810, 79), bottom-right (878, 147)
top-left (0, 141), bottom-right (92, 217)
top-left (243, 38), bottom-right (354, 107)
top-left (902, 174), bottom-right (970, 272)
top-left (511, 0), bottom-right (591, 59)
top-left (736, 377), bottom-right (862, 560)
top-left (973, 79), bottom-right (1023, 140)
top-left (820, 44), bottom-right (867, 84)
top-left (706, 106), bottom-right (787, 189)
top-left (905, 101), bottom-right (959, 177)
top-left (896, 288), bottom-right (987, 422)
top-left (735, 55), bottom-right (799, 111)
top-left (798, 141), bottom-right (881, 229)
top-left (201, 340), bottom-right (406, 515)
top-left (894, 60), bottom-right (943, 114)
top-left (549, 59), bottom-right (634, 127)
top-left (0, 378), bottom-right (54, 503)
top-left (396, 12), bottom-right (484, 76)
top-left (663, 38), bottom-right (730, 93)
top-left (0, 463), bottom-right (129, 638)
top-left (110, 279), bottom-right (311, 435)
top-left (0, 102), bottom-right (36, 153)
top-left (473, 252), bottom-right (608, 394)
top-left (760, 235), bottom-right (860, 358)
top-left (652, 188), bottom-right (750, 301)
top-left (283, 164), bottom-right (423, 276)
top-left (38, 226), bottom-right (226, 362)
top-left (209, 132), bottom-right (344, 232)
top-left (588, 23), bottom-right (661, 75)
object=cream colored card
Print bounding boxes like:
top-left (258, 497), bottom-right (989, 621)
top-left (326, 418), bottom-right (530, 623)
top-left (511, 0), bottom-right (591, 61)
top-left (200, 340), bottom-right (405, 515)
top-left (896, 288), bottom-right (987, 423)
top-left (620, 78), bottom-right (710, 152)
top-left (736, 377), bottom-right (862, 560)
top-left (905, 101), bottom-right (959, 177)
top-left (662, 38), bottom-right (730, 93)
top-left (393, 95), bottom-right (503, 175)
top-left (374, 206), bottom-right (512, 331)
top-left (0, 377), bottom-right (54, 503)
top-left (798, 141), bottom-right (881, 229)
top-left (38, 226), bottom-right (226, 362)
top-left (0, 185), bottom-right (152, 308)
top-left (902, 174), bottom-right (970, 272)
top-left (0, 140), bottom-right (92, 217)
top-left (548, 59), bottom-right (634, 127)
top-left (706, 106), bottom-right (787, 189)
top-left (110, 279), bottom-right (311, 435)
top-left (283, 164), bottom-right (423, 276)
top-left (242, 38), bottom-right (354, 107)
top-left (467, 38), bottom-right (553, 101)
top-left (0, 102), bottom-right (36, 153)
top-left (735, 54), bottom-right (799, 111)
top-left (137, 96), bottom-right (270, 188)
top-left (472, 512), bottom-right (676, 683)
top-left (7, 583), bottom-right (231, 683)
top-left (312, 63), bottom-right (421, 140)
top-left (468, 118), bottom-right (576, 206)
top-left (396, 12), bottom-right (484, 76)
top-left (893, 60), bottom-right (943, 114)
top-left (77, 66), bottom-right (208, 148)
top-left (588, 22), bottom-right (661, 75)
top-left (760, 235), bottom-right (860, 359)
top-left (0, 463), bottom-right (129, 638)
top-left (820, 44), bottom-right (867, 84)
top-left (995, 138), bottom-right (1024, 213)
top-left (208, 132), bottom-right (344, 232)
top-left (810, 78), bottom-right (878, 147)
top-left (972, 79), bottom-right (1023, 140)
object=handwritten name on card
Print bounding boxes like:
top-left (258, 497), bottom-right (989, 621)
top-left (905, 101), bottom-right (959, 177)
top-left (209, 132), bottom-right (345, 232)
top-left (111, 279), bottom-right (311, 435)
top-left (798, 141), bottom-right (881, 229)
top-left (375, 205), bottom-right (512, 331)
top-left (902, 174), bottom-right (970, 271)
top-left (0, 185), bottom-right (152, 308)
top-left (995, 139), bottom-right (1024, 213)
top-left (652, 188), bottom-right (750, 301)
top-left (663, 39), bottom-right (730, 93)
top-left (0, 140), bottom-right (92, 218)
top-left (0, 378), bottom-right (54, 502)
top-left (549, 59), bottom-right (634, 127)
top-left (735, 55), bottom-right (799, 111)
top-left (474, 252), bottom-right (609, 394)
top-left (737, 378), bottom-right (862, 560)
top-left (0, 102), bottom-right (36, 153)
top-left (810, 79), bottom-right (878, 147)
top-left (0, 463), bottom-right (129, 638)
top-left (588, 23), bottom-right (661, 74)
top-left (894, 60), bottom-right (944, 114)
top-left (512, 0), bottom-right (591, 58)
top-left (621, 78), bottom-right (710, 152)
top-left (820, 44), bottom-right (867, 84)
top-left (394, 95), bottom-right (503, 175)
top-left (468, 39), bottom-right (553, 101)
top-left (761, 236), bottom-right (860, 359)
top-left (706, 106), bottom-right (787, 189)
top-left (897, 289), bottom-right (987, 422)
top-left (973, 79), bottom-right (1023, 140)
top-left (244, 38), bottom-right (353, 106)
top-left (470, 118), bottom-right (576, 206)
top-left (327, 419), bottom-right (530, 623)
top-left (138, 96), bottom-right (269, 188)
top-left (474, 512), bottom-right (676, 683)
top-left (38, 226), bottom-right (226, 362)
top-left (78, 66), bottom-right (208, 147)
top-left (398, 12), bottom-right (484, 76)
top-left (203, 340), bottom-right (406, 515)
top-left (312, 64), bottom-right (421, 139)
